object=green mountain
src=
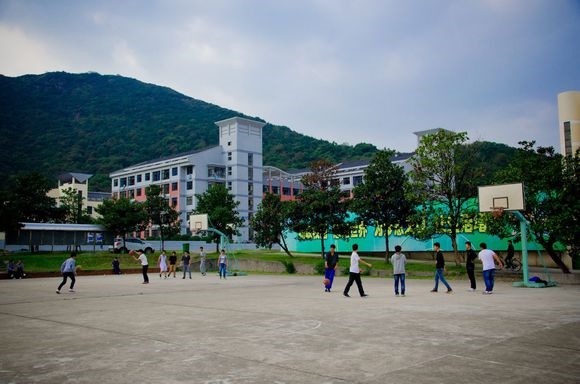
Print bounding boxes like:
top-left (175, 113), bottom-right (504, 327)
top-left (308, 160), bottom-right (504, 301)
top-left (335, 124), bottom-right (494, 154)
top-left (0, 72), bottom-right (379, 191)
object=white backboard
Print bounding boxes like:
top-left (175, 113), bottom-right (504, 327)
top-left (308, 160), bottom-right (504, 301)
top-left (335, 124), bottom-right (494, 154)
top-left (478, 183), bottom-right (525, 212)
top-left (189, 213), bottom-right (209, 232)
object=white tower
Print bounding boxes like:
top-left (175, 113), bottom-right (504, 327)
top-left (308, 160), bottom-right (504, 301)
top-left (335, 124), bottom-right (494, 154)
top-left (215, 117), bottom-right (266, 242)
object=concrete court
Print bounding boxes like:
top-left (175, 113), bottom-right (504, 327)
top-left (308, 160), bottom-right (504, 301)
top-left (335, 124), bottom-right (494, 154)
top-left (0, 273), bottom-right (579, 384)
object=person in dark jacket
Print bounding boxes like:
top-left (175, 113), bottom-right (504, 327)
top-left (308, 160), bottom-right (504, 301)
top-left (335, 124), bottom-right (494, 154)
top-left (430, 242), bottom-right (452, 293)
top-left (324, 244), bottom-right (339, 292)
top-left (465, 241), bottom-right (477, 291)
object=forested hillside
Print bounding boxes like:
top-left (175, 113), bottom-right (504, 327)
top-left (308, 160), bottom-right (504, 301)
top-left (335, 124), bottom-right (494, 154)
top-left (0, 72), bottom-right (379, 191)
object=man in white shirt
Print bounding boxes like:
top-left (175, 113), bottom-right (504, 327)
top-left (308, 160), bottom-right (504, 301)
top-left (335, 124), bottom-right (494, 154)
top-left (478, 242), bottom-right (503, 294)
top-left (131, 249), bottom-right (149, 284)
top-left (343, 244), bottom-right (372, 298)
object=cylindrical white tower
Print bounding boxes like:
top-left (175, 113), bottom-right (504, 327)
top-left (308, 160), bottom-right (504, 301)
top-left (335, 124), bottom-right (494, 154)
top-left (557, 91), bottom-right (580, 156)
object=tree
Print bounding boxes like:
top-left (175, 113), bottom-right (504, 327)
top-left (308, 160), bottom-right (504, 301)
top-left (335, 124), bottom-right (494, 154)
top-left (95, 197), bottom-right (147, 251)
top-left (193, 184), bottom-right (243, 252)
top-left (287, 160), bottom-right (353, 258)
top-left (142, 185), bottom-right (180, 251)
top-left (557, 151), bottom-right (580, 269)
top-left (12, 172), bottom-right (62, 223)
top-left (491, 141), bottom-right (574, 273)
top-left (350, 150), bottom-right (413, 260)
top-left (59, 187), bottom-right (92, 224)
top-left (0, 173), bottom-right (64, 237)
top-left (250, 193), bottom-right (294, 257)
top-left (408, 130), bottom-right (481, 264)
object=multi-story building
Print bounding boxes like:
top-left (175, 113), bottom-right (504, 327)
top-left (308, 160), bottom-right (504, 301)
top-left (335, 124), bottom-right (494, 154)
top-left (47, 172), bottom-right (110, 220)
top-left (262, 153), bottom-right (413, 201)
top-left (558, 91), bottom-right (580, 156)
top-left (109, 117), bottom-right (265, 242)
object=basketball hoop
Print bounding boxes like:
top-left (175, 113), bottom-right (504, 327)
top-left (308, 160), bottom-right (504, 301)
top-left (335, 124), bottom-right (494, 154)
top-left (491, 207), bottom-right (505, 219)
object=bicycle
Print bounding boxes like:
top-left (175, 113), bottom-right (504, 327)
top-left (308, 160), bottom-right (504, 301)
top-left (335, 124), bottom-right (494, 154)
top-left (499, 254), bottom-right (522, 272)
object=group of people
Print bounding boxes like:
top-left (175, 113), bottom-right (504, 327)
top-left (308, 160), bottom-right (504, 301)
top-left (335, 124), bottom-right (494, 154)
top-left (322, 241), bottom-right (505, 298)
top-left (53, 242), bottom-right (506, 295)
top-left (134, 247), bottom-right (228, 284)
top-left (6, 260), bottom-right (25, 279)
top-left (323, 243), bottom-right (372, 297)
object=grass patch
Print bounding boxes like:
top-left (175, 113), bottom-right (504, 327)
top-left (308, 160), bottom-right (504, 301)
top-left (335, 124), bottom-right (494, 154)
top-left (1, 249), bottom-right (466, 277)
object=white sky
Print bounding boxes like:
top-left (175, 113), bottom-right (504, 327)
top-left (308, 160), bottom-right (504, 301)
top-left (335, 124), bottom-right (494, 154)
top-left (1, 0), bottom-right (579, 152)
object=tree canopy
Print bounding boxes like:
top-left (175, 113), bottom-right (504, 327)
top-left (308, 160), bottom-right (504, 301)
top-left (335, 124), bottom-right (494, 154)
top-left (489, 141), bottom-right (576, 273)
top-left (350, 150), bottom-right (413, 259)
top-left (193, 184), bottom-right (243, 251)
top-left (408, 130), bottom-right (481, 263)
top-left (250, 193), bottom-right (293, 257)
top-left (287, 160), bottom-right (353, 257)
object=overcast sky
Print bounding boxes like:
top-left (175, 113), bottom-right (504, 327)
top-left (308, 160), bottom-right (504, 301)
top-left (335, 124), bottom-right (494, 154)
top-left (1, 0), bottom-right (579, 153)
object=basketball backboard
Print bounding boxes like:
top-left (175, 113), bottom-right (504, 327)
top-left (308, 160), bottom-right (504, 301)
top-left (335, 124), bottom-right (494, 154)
top-left (189, 213), bottom-right (208, 233)
top-left (478, 183), bottom-right (525, 213)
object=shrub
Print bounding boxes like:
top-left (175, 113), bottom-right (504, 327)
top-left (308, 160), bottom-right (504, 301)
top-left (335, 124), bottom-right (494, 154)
top-left (314, 260), bottom-right (325, 275)
top-left (281, 260), bottom-right (296, 274)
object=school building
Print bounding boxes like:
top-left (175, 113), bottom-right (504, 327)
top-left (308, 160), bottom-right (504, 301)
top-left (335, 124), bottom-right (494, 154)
top-left (109, 117), bottom-right (419, 242)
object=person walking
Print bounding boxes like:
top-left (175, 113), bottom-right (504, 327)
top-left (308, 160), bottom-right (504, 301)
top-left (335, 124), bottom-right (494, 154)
top-left (199, 246), bottom-right (207, 276)
top-left (324, 244), bottom-right (339, 292)
top-left (56, 252), bottom-right (77, 294)
top-left (478, 242), bottom-right (503, 295)
top-left (430, 242), bottom-right (452, 293)
top-left (465, 241), bottom-right (477, 291)
top-left (131, 249), bottom-right (149, 284)
top-left (390, 245), bottom-right (407, 296)
top-left (343, 244), bottom-right (372, 298)
top-left (182, 251), bottom-right (192, 279)
top-left (158, 250), bottom-right (168, 279)
top-left (168, 251), bottom-right (177, 278)
top-left (218, 249), bottom-right (228, 279)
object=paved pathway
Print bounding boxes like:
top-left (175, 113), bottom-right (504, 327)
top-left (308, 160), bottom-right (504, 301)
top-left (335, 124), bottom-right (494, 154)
top-left (1, 274), bottom-right (579, 383)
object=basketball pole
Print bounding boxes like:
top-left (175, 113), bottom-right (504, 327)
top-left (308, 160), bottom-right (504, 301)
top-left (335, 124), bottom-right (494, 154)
top-left (510, 211), bottom-right (545, 288)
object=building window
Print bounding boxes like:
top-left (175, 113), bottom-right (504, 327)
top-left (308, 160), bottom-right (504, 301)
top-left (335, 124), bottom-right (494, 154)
top-left (248, 183), bottom-right (254, 195)
top-left (136, 174), bottom-right (142, 183)
top-left (128, 176), bottom-right (135, 186)
top-left (228, 141), bottom-right (231, 146)
top-left (87, 206), bottom-right (93, 214)
top-left (186, 181), bottom-right (193, 190)
top-left (564, 121), bottom-right (572, 156)
top-left (186, 166), bottom-right (193, 175)
top-left (128, 189), bottom-right (135, 199)
top-left (248, 198), bottom-right (254, 210)
top-left (227, 152), bottom-right (232, 161)
top-left (282, 187), bottom-right (291, 196)
top-left (145, 173), bottom-right (151, 181)
top-left (136, 188), bottom-right (142, 197)
top-left (227, 181), bottom-right (232, 191)
top-left (162, 184), bottom-right (169, 194)
top-left (186, 196), bottom-right (193, 206)
top-left (353, 175), bottom-right (363, 186)
top-left (171, 167), bottom-right (178, 176)
top-left (248, 153), bottom-right (253, 166)
top-left (162, 169), bottom-right (170, 180)
top-left (171, 182), bottom-right (178, 191)
top-left (120, 177), bottom-right (127, 188)
top-left (171, 197), bottom-right (177, 207)
top-left (113, 179), bottom-right (119, 187)
top-left (227, 166), bottom-right (232, 176)
top-left (272, 186), bottom-right (279, 194)
top-left (248, 167), bottom-right (253, 180)
top-left (152, 171), bottom-right (160, 181)
top-left (342, 177), bottom-right (350, 185)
